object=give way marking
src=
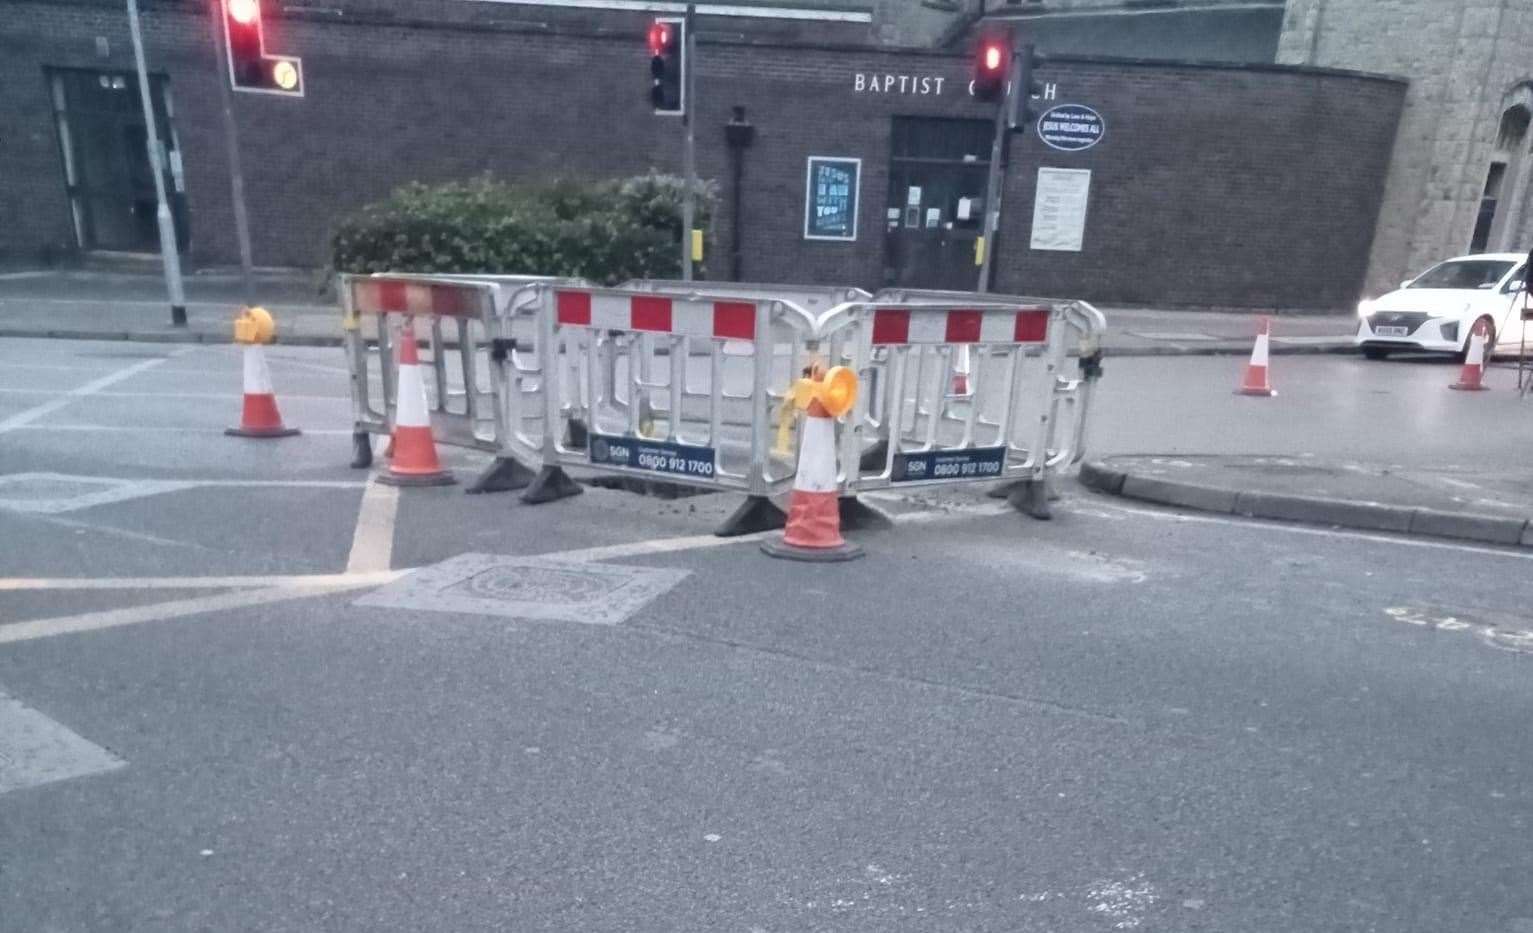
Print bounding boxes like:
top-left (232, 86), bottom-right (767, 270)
top-left (0, 687), bottom-right (124, 795)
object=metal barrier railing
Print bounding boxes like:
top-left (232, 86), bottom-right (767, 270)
top-left (341, 274), bottom-right (502, 466)
top-left (511, 283), bottom-right (824, 522)
top-left (339, 272), bottom-right (1107, 527)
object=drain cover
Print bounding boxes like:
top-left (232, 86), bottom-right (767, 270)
top-left (355, 553), bottom-right (690, 625)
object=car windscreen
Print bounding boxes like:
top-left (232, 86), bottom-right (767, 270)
top-left (1408, 260), bottom-right (1515, 289)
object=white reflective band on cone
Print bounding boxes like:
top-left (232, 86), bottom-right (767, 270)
top-left (793, 415), bottom-right (838, 493)
top-left (1251, 332), bottom-right (1270, 367)
top-left (395, 358), bottom-right (431, 428)
top-left (1467, 330), bottom-right (1485, 367)
top-left (243, 344), bottom-right (273, 395)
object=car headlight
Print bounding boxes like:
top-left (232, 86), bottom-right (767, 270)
top-left (1357, 300), bottom-right (1374, 318)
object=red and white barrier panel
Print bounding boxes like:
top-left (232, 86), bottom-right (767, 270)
top-left (350, 279), bottom-right (491, 318)
top-left (555, 290), bottom-right (758, 341)
top-left (869, 306), bottom-right (1051, 346)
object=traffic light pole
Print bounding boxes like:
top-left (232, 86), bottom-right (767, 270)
top-left (681, 4), bottom-right (697, 282)
top-left (126, 0), bottom-right (187, 327)
top-left (976, 43), bottom-right (1022, 295)
top-left (209, 0), bottom-right (256, 303)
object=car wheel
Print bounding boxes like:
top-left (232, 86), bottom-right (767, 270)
top-left (1362, 347), bottom-right (1390, 360)
top-left (1459, 317), bottom-right (1496, 363)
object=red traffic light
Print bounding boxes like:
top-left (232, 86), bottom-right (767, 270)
top-left (647, 21), bottom-right (675, 57)
top-left (227, 0), bottom-right (260, 26)
top-left (978, 40), bottom-right (1006, 76)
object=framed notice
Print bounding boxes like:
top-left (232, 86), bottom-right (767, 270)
top-left (1030, 167), bottom-right (1092, 252)
top-left (804, 157), bottom-right (861, 241)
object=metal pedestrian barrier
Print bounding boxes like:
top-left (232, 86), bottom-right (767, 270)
top-left (338, 272), bottom-right (1106, 531)
top-left (832, 292), bottom-right (1106, 518)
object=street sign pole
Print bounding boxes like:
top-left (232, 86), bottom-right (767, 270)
top-left (209, 0), bottom-right (256, 303)
top-left (126, 0), bottom-right (187, 327)
top-left (681, 4), bottom-right (697, 282)
top-left (976, 38), bottom-right (1019, 295)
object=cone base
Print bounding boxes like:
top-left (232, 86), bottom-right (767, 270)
top-left (761, 535), bottom-right (864, 562)
top-left (376, 469), bottom-right (456, 487)
top-left (225, 426), bottom-right (301, 438)
top-left (1235, 387), bottom-right (1276, 397)
top-left (1450, 382), bottom-right (1488, 392)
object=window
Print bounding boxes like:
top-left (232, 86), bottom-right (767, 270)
top-left (1408, 259), bottom-right (1516, 290)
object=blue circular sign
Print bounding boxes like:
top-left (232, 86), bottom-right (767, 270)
top-left (1037, 104), bottom-right (1105, 152)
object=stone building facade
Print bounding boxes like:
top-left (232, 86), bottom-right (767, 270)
top-left (1279, 0), bottom-right (1533, 294)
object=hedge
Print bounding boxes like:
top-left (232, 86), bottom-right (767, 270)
top-left (328, 172), bottom-right (718, 285)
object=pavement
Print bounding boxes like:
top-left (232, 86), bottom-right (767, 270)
top-left (0, 269), bottom-right (1361, 356)
top-left (4, 334), bottom-right (1533, 930)
top-left (1082, 455), bottom-right (1533, 548)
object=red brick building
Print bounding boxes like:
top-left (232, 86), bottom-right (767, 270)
top-left (1, 0), bottom-right (1405, 308)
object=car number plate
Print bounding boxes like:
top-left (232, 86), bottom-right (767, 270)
top-left (1375, 325), bottom-right (1409, 337)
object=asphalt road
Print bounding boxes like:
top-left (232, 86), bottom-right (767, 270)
top-left (1, 338), bottom-right (1530, 932)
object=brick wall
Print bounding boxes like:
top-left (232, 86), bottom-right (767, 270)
top-left (1, 0), bottom-right (1405, 309)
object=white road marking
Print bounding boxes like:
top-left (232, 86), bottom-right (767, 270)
top-left (0, 271), bottom-right (53, 281)
top-left (18, 512), bottom-right (200, 549)
top-left (0, 387), bottom-right (347, 402)
top-left (345, 479), bottom-right (399, 574)
top-left (0, 570), bottom-right (405, 591)
top-left (0, 354), bottom-right (174, 434)
top-left (1088, 498), bottom-right (1533, 561)
top-left (0, 581), bottom-right (380, 645)
top-left (0, 688), bottom-right (124, 794)
top-left (11, 423), bottom-right (353, 436)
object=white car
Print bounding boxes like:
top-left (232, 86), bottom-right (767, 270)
top-left (1355, 252), bottom-right (1530, 360)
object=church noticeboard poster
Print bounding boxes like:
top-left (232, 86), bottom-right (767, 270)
top-left (804, 157), bottom-right (861, 241)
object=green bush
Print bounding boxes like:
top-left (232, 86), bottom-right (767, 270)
top-left (328, 172), bottom-right (717, 285)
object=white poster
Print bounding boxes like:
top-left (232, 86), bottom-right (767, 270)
top-left (1030, 168), bottom-right (1092, 252)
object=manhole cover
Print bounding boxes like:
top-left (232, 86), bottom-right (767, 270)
top-left (451, 565), bottom-right (624, 605)
top-left (355, 553), bottom-right (690, 625)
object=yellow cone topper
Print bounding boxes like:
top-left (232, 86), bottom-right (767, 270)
top-left (233, 306), bottom-right (276, 345)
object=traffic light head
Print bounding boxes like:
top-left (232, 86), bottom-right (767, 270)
top-left (973, 35), bottom-right (1009, 102)
top-left (222, 0), bottom-right (302, 96)
top-left (648, 17), bottom-right (685, 114)
top-left (647, 21), bottom-right (675, 58)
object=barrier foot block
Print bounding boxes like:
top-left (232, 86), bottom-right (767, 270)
top-left (761, 535), bottom-right (864, 562)
top-left (838, 496), bottom-right (894, 531)
top-left (565, 418), bottom-right (590, 451)
top-left (350, 431), bottom-right (374, 469)
top-left (466, 456), bottom-right (536, 494)
top-left (1007, 478), bottom-right (1053, 520)
top-left (986, 480), bottom-right (1062, 502)
top-left (858, 439), bottom-right (889, 473)
top-left (716, 495), bottom-right (787, 537)
top-left (521, 465), bottom-right (583, 505)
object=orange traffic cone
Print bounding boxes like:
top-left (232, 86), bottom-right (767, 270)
top-left (226, 343), bottom-right (299, 438)
top-left (762, 368), bottom-right (862, 562)
top-left (378, 317), bottom-right (455, 487)
top-left (1451, 320), bottom-right (1490, 391)
top-left (951, 344), bottom-right (972, 396)
top-left (1236, 317), bottom-right (1276, 397)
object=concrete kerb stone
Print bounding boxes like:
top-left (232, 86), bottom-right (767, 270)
top-left (1234, 491), bottom-right (1413, 533)
top-left (1119, 474), bottom-right (1240, 513)
top-left (1078, 460), bottom-right (1127, 495)
top-left (1083, 458), bottom-right (1533, 550)
top-left (1409, 509), bottom-right (1529, 547)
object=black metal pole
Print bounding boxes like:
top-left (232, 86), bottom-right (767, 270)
top-left (724, 106), bottom-right (755, 283)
